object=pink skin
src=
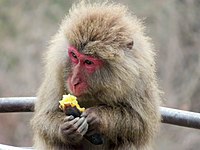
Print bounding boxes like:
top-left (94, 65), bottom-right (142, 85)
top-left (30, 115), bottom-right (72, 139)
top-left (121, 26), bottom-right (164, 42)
top-left (67, 46), bottom-right (103, 96)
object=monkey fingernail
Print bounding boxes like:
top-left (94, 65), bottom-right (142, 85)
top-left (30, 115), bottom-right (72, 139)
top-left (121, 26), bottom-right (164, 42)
top-left (75, 117), bottom-right (80, 120)
top-left (81, 112), bottom-right (87, 117)
top-left (69, 115), bottom-right (74, 119)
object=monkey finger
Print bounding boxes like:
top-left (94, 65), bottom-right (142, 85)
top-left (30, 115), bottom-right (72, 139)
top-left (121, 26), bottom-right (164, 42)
top-left (69, 117), bottom-right (80, 124)
top-left (59, 124), bottom-right (76, 137)
top-left (60, 122), bottom-right (74, 131)
top-left (77, 119), bottom-right (88, 135)
top-left (63, 127), bottom-right (77, 135)
top-left (85, 115), bottom-right (96, 124)
top-left (81, 111), bottom-right (88, 118)
top-left (61, 117), bottom-right (80, 130)
top-left (74, 117), bottom-right (86, 129)
top-left (81, 108), bottom-right (95, 117)
top-left (61, 117), bottom-right (83, 133)
top-left (63, 115), bottom-right (74, 122)
top-left (80, 124), bottom-right (88, 135)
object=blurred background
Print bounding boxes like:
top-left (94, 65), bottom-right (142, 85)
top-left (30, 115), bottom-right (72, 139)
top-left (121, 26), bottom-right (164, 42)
top-left (0, 0), bottom-right (199, 149)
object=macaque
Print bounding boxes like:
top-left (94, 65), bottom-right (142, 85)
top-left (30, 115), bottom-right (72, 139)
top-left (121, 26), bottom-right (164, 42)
top-left (31, 1), bottom-right (161, 150)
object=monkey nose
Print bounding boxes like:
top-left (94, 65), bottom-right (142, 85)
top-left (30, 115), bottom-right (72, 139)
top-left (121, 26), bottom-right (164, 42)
top-left (73, 82), bottom-right (80, 87)
top-left (71, 77), bottom-right (81, 87)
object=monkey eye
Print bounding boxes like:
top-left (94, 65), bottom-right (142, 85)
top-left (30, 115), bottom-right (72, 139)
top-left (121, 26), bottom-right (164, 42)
top-left (71, 52), bottom-right (77, 59)
top-left (84, 60), bottom-right (93, 65)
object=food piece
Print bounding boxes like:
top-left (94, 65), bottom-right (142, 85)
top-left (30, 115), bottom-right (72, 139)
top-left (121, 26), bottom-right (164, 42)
top-left (59, 94), bottom-right (85, 112)
top-left (59, 94), bottom-right (85, 117)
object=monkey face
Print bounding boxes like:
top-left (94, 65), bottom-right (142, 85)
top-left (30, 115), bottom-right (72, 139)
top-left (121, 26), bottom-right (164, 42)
top-left (66, 46), bottom-right (103, 96)
top-left (62, 2), bottom-right (139, 100)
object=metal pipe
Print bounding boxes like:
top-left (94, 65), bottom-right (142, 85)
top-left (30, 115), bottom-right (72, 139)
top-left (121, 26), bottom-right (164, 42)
top-left (160, 107), bottom-right (200, 129)
top-left (0, 97), bottom-right (35, 112)
top-left (0, 97), bottom-right (200, 129)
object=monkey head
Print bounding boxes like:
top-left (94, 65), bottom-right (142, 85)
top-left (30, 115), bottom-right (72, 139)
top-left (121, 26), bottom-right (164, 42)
top-left (48, 2), bottom-right (155, 105)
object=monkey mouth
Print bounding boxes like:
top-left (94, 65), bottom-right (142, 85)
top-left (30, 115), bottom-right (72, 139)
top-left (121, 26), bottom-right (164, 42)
top-left (68, 82), bottom-right (88, 97)
top-left (72, 86), bottom-right (82, 97)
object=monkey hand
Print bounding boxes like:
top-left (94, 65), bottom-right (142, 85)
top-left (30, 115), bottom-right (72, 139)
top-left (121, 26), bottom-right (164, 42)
top-left (59, 115), bottom-right (88, 144)
top-left (81, 107), bottom-right (101, 136)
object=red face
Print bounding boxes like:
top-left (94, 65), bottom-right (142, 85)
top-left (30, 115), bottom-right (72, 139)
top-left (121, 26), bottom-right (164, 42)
top-left (67, 46), bottom-right (103, 96)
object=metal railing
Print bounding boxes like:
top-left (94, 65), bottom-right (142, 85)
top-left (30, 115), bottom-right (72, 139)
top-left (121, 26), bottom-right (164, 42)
top-left (0, 97), bottom-right (200, 129)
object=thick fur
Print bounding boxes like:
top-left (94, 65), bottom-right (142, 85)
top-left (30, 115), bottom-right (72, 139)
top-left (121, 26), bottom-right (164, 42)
top-left (31, 1), bottom-right (161, 150)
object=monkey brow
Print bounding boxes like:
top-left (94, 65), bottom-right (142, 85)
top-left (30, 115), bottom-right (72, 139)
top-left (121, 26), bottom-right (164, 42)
top-left (68, 46), bottom-right (101, 60)
top-left (69, 46), bottom-right (99, 58)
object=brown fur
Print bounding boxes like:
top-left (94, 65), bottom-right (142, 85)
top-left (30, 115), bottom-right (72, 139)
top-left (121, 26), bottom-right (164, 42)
top-left (31, 1), bottom-right (161, 150)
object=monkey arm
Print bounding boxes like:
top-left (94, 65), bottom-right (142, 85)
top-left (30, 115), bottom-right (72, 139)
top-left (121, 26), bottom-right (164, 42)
top-left (32, 110), bottom-right (67, 145)
top-left (96, 104), bottom-right (155, 146)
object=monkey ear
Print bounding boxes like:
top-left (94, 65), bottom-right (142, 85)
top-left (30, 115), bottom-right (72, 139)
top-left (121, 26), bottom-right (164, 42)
top-left (127, 41), bottom-right (134, 49)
